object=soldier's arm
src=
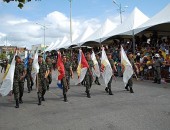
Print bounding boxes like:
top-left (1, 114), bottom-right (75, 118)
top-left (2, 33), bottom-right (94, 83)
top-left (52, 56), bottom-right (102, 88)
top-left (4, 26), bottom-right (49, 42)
top-left (70, 66), bottom-right (74, 79)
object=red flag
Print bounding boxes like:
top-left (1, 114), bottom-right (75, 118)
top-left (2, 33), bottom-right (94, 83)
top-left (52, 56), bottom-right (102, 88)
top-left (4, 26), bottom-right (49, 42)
top-left (81, 51), bottom-right (89, 68)
top-left (57, 52), bottom-right (65, 80)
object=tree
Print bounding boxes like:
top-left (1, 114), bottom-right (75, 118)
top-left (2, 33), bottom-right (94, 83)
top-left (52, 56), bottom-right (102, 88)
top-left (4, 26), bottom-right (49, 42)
top-left (3, 0), bottom-right (40, 9)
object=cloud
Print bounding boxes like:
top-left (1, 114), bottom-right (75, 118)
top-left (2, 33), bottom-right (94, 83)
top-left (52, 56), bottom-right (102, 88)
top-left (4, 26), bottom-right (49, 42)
top-left (0, 11), bottom-right (120, 49)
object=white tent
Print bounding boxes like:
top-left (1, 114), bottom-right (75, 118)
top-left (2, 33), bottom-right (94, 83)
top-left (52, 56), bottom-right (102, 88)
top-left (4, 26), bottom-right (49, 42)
top-left (84, 19), bottom-right (117, 43)
top-left (45, 42), bottom-right (55, 52)
top-left (51, 36), bottom-right (68, 50)
top-left (134, 3), bottom-right (170, 34)
top-left (71, 26), bottom-right (95, 47)
top-left (103, 7), bottom-right (149, 41)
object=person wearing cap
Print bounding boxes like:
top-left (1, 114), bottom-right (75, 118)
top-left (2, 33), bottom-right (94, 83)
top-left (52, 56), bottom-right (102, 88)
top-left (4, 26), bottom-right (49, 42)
top-left (26, 57), bottom-right (34, 93)
top-left (37, 55), bottom-right (49, 105)
top-left (63, 55), bottom-right (73, 90)
top-left (13, 55), bottom-right (27, 108)
top-left (124, 52), bottom-right (139, 93)
top-left (85, 52), bottom-right (95, 98)
top-left (105, 52), bottom-right (117, 95)
top-left (45, 56), bottom-right (53, 91)
top-left (152, 53), bottom-right (163, 84)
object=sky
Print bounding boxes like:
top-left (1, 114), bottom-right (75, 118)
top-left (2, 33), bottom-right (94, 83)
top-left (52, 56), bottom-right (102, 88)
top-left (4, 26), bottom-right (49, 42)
top-left (0, 0), bottom-right (169, 48)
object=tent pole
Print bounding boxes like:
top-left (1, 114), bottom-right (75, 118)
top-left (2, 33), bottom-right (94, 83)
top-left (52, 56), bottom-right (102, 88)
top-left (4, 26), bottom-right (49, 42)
top-left (132, 30), bottom-right (135, 54)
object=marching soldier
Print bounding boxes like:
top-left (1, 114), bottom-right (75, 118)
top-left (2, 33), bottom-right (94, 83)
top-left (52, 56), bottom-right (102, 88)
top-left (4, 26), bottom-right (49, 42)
top-left (124, 52), bottom-right (139, 93)
top-left (37, 55), bottom-right (49, 105)
top-left (85, 52), bottom-right (95, 98)
top-left (45, 56), bottom-right (53, 90)
top-left (26, 58), bottom-right (34, 93)
top-left (63, 55), bottom-right (73, 89)
top-left (153, 54), bottom-right (162, 84)
top-left (94, 54), bottom-right (101, 85)
top-left (105, 53), bottom-right (117, 95)
top-left (13, 55), bottom-right (26, 108)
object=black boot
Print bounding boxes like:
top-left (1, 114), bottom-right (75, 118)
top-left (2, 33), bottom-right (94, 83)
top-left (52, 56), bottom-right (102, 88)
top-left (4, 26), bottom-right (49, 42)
top-left (125, 84), bottom-right (129, 91)
top-left (87, 91), bottom-right (91, 98)
top-left (37, 93), bottom-right (41, 105)
top-left (64, 94), bottom-right (68, 102)
top-left (109, 89), bottom-right (113, 95)
top-left (153, 78), bottom-right (157, 83)
top-left (19, 97), bottom-right (23, 104)
top-left (130, 87), bottom-right (134, 93)
top-left (105, 87), bottom-right (108, 93)
top-left (15, 99), bottom-right (19, 108)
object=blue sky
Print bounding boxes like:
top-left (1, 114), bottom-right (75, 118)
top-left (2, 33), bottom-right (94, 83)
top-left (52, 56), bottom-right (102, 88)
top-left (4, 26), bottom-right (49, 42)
top-left (0, 0), bottom-right (169, 20)
top-left (0, 0), bottom-right (169, 47)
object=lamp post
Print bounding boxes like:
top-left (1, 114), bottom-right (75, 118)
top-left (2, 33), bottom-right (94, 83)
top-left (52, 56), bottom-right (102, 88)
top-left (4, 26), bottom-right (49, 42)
top-left (113, 0), bottom-right (127, 24)
top-left (36, 23), bottom-right (47, 52)
top-left (67, 0), bottom-right (72, 43)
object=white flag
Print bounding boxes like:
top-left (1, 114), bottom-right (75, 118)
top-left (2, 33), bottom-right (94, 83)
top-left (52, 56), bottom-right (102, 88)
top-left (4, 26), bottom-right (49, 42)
top-left (91, 51), bottom-right (100, 77)
top-left (0, 53), bottom-right (16, 96)
top-left (31, 50), bottom-right (39, 82)
top-left (101, 47), bottom-right (112, 86)
top-left (121, 46), bottom-right (133, 86)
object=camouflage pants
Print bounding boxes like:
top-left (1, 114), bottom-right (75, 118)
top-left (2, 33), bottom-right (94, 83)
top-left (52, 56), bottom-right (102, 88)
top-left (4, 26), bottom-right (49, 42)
top-left (66, 75), bottom-right (70, 89)
top-left (85, 75), bottom-right (93, 93)
top-left (13, 82), bottom-right (24, 100)
top-left (154, 67), bottom-right (161, 80)
top-left (127, 77), bottom-right (133, 88)
top-left (107, 76), bottom-right (113, 90)
top-left (62, 77), bottom-right (68, 95)
top-left (37, 78), bottom-right (47, 96)
top-left (26, 74), bottom-right (33, 91)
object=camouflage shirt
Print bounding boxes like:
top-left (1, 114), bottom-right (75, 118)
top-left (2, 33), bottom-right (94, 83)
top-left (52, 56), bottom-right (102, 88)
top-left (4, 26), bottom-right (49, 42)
top-left (14, 63), bottom-right (25, 82)
top-left (86, 59), bottom-right (94, 75)
top-left (27, 64), bottom-right (32, 75)
top-left (46, 61), bottom-right (53, 72)
top-left (64, 62), bottom-right (72, 76)
top-left (38, 62), bottom-right (49, 80)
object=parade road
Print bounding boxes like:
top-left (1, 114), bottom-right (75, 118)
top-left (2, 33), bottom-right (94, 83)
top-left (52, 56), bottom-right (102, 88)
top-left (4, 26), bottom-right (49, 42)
top-left (0, 71), bottom-right (170, 130)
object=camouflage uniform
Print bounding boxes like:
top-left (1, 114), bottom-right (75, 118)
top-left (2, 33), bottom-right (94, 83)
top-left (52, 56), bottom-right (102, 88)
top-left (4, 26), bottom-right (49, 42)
top-left (64, 61), bottom-right (72, 89)
top-left (26, 63), bottom-right (33, 92)
top-left (95, 58), bottom-right (101, 85)
top-left (85, 59), bottom-right (94, 98)
top-left (153, 58), bottom-right (162, 84)
top-left (105, 59), bottom-right (114, 95)
top-left (46, 61), bottom-right (53, 90)
top-left (125, 59), bottom-right (135, 93)
top-left (13, 63), bottom-right (25, 102)
top-left (37, 62), bottom-right (49, 102)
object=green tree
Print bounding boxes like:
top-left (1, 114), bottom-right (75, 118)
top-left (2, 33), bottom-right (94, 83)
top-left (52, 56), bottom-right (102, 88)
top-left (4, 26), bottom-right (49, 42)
top-left (3, 0), bottom-right (40, 9)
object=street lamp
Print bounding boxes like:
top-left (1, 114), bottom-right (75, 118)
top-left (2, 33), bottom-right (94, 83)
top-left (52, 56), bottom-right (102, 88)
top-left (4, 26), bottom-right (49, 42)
top-left (67, 0), bottom-right (72, 43)
top-left (113, 0), bottom-right (128, 24)
top-left (36, 23), bottom-right (48, 52)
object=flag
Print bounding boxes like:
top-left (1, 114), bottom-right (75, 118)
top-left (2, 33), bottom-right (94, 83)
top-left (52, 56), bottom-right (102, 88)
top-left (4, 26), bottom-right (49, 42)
top-left (0, 53), bottom-right (16, 96)
top-left (57, 52), bottom-right (65, 89)
top-left (91, 51), bottom-right (100, 77)
top-left (121, 46), bottom-right (133, 86)
top-left (101, 47), bottom-right (112, 86)
top-left (24, 53), bottom-right (30, 68)
top-left (76, 49), bottom-right (89, 84)
top-left (31, 50), bottom-right (39, 82)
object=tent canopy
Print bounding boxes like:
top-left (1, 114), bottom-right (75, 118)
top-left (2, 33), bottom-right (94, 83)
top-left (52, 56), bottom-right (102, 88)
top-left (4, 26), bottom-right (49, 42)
top-left (103, 7), bottom-right (149, 41)
top-left (134, 3), bottom-right (170, 35)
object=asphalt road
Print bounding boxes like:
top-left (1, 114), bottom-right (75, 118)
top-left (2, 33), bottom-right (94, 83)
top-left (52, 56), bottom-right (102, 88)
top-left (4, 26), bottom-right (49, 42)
top-left (0, 70), bottom-right (170, 130)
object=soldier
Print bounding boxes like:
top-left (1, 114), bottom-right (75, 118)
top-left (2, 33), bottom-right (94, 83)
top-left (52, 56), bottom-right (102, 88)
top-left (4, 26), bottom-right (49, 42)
top-left (94, 54), bottom-right (101, 85)
top-left (153, 54), bottom-right (162, 84)
top-left (124, 52), bottom-right (139, 93)
top-left (13, 55), bottom-right (26, 108)
top-left (26, 58), bottom-right (34, 93)
top-left (37, 55), bottom-right (49, 105)
top-left (105, 53), bottom-right (117, 95)
top-left (63, 55), bottom-right (73, 89)
top-left (45, 56), bottom-right (53, 90)
top-left (85, 52), bottom-right (95, 98)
